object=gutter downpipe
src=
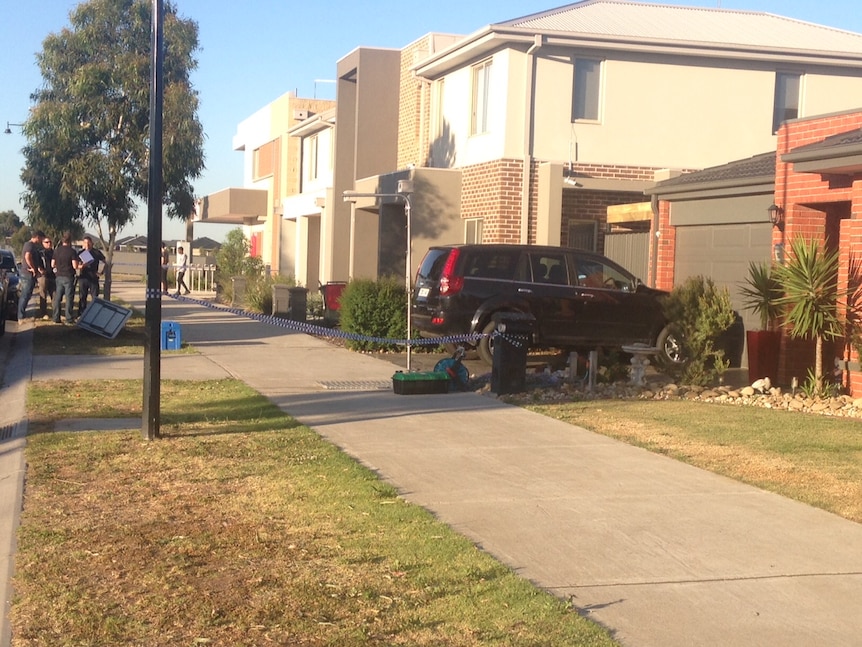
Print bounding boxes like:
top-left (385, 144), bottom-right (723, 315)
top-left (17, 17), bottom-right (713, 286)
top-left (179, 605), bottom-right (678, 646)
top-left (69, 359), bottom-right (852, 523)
top-left (521, 35), bottom-right (543, 244)
top-left (649, 193), bottom-right (659, 288)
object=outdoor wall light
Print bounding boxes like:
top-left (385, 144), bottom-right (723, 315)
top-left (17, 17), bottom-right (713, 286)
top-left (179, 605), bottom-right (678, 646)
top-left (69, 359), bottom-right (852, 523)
top-left (767, 203), bottom-right (784, 228)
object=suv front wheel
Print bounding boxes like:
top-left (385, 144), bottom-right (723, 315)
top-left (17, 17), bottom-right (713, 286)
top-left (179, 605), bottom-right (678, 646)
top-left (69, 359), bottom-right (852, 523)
top-left (656, 324), bottom-right (686, 367)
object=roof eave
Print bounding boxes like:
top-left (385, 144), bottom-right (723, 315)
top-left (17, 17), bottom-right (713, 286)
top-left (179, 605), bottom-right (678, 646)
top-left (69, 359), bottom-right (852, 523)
top-left (414, 25), bottom-right (862, 79)
top-left (645, 175), bottom-right (775, 200)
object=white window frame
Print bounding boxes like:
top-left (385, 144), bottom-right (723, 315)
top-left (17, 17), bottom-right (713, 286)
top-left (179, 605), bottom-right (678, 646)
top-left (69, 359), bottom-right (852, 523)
top-left (465, 218), bottom-right (483, 244)
top-left (572, 58), bottom-right (602, 123)
top-left (471, 59), bottom-right (492, 135)
top-left (306, 133), bottom-right (319, 182)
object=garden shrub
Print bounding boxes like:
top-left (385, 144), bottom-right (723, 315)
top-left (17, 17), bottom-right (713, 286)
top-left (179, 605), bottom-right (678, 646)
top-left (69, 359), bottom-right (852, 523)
top-left (661, 275), bottom-right (735, 386)
top-left (339, 278), bottom-right (407, 352)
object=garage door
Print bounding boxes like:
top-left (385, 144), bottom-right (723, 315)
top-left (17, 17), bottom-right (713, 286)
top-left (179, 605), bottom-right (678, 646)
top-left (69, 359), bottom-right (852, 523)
top-left (675, 223), bottom-right (773, 364)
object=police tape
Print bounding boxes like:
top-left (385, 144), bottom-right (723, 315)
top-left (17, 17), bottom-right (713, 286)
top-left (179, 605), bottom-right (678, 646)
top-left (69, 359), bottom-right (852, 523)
top-left (164, 292), bottom-right (526, 348)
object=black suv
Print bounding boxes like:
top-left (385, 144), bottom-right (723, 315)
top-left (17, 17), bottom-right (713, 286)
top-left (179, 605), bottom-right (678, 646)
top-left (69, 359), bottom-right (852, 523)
top-left (0, 249), bottom-right (14, 335)
top-left (412, 244), bottom-right (681, 365)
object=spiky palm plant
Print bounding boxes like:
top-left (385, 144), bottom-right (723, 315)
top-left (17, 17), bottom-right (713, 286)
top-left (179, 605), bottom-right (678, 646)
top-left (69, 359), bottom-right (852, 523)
top-left (739, 261), bottom-right (783, 331)
top-left (773, 238), bottom-right (842, 393)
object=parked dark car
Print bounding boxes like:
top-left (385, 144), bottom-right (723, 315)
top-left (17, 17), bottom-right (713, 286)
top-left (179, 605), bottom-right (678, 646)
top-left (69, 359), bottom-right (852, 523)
top-left (412, 244), bottom-right (685, 366)
top-left (0, 249), bottom-right (20, 324)
top-left (0, 249), bottom-right (15, 334)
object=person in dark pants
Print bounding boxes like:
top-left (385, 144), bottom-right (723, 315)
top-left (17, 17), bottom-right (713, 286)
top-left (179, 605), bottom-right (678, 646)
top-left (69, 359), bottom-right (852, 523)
top-left (174, 245), bottom-right (190, 295)
top-left (17, 229), bottom-right (46, 321)
top-left (52, 232), bottom-right (80, 324)
top-left (38, 236), bottom-right (56, 319)
top-left (160, 241), bottom-right (170, 293)
top-left (77, 235), bottom-right (105, 317)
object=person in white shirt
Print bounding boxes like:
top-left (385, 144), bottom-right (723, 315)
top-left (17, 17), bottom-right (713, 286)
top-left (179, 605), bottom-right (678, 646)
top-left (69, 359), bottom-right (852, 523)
top-left (175, 246), bottom-right (190, 295)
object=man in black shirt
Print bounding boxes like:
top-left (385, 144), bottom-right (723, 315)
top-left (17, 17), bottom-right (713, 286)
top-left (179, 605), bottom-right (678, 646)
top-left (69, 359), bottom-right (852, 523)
top-left (17, 229), bottom-right (45, 321)
top-left (38, 236), bottom-right (56, 319)
top-left (52, 232), bottom-right (80, 324)
top-left (77, 235), bottom-right (105, 318)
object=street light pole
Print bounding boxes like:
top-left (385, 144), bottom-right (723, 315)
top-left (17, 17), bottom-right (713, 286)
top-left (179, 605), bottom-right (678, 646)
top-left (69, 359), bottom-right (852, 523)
top-left (343, 183), bottom-right (414, 371)
top-left (142, 0), bottom-right (164, 440)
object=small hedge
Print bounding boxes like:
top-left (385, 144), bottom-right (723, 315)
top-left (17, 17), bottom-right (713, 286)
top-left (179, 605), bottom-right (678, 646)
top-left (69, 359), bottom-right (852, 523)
top-left (338, 278), bottom-right (407, 352)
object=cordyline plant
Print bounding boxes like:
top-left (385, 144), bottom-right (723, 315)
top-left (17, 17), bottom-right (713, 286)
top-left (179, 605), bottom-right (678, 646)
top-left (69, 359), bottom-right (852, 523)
top-left (773, 238), bottom-right (843, 395)
top-left (739, 261), bottom-right (783, 331)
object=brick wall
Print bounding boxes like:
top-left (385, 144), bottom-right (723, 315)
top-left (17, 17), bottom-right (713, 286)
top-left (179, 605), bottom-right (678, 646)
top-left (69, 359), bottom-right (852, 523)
top-left (774, 110), bottom-right (862, 393)
top-left (397, 37), bottom-right (430, 170)
top-left (461, 160), bottom-right (525, 243)
top-left (561, 189), bottom-right (644, 250)
top-left (652, 201), bottom-right (675, 290)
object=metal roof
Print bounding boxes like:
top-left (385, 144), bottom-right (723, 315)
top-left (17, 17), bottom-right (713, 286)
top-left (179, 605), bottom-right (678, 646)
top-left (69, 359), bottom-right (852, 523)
top-left (497, 1), bottom-right (862, 55)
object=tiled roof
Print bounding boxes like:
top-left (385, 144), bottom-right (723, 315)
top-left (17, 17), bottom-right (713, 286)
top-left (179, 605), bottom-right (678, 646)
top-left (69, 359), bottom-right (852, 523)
top-left (497, 1), bottom-right (862, 55)
top-left (788, 128), bottom-right (862, 155)
top-left (651, 151), bottom-right (776, 191)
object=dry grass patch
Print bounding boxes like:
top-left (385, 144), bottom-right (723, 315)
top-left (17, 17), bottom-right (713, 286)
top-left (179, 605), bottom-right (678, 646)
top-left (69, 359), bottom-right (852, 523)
top-left (15, 379), bottom-right (618, 647)
top-left (526, 399), bottom-right (862, 523)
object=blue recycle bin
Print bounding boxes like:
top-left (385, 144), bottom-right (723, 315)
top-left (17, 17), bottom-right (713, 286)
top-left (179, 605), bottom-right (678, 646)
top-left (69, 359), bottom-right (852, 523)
top-left (161, 321), bottom-right (182, 351)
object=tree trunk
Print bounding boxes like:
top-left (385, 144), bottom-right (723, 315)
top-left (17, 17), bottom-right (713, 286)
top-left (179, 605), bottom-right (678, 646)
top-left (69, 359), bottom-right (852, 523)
top-left (815, 334), bottom-right (823, 393)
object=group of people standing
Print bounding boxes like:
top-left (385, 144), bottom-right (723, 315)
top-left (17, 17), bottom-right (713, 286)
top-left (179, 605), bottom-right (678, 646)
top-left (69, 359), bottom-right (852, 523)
top-left (17, 230), bottom-right (105, 324)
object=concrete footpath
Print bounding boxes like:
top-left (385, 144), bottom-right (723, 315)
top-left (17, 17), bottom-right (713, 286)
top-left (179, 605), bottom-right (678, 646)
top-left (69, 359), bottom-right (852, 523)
top-left (1, 283), bottom-right (862, 646)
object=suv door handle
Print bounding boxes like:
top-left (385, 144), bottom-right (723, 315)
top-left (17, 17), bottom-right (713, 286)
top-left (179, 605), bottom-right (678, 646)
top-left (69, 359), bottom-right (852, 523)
top-left (518, 288), bottom-right (533, 294)
top-left (577, 291), bottom-right (595, 298)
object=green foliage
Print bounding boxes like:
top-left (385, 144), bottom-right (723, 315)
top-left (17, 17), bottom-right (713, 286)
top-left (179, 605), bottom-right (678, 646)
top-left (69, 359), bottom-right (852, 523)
top-left (0, 211), bottom-right (24, 243)
top-left (774, 238), bottom-right (842, 342)
top-left (20, 0), bottom-right (204, 296)
top-left (773, 238), bottom-right (841, 393)
top-left (339, 278), bottom-right (407, 352)
top-left (214, 229), bottom-right (249, 286)
top-left (799, 368), bottom-right (842, 400)
top-left (739, 261), bottom-right (783, 331)
top-left (661, 275), bottom-right (735, 385)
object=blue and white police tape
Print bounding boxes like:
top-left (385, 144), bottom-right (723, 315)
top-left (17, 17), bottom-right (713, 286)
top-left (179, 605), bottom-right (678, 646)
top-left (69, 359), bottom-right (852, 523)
top-left (164, 291), bottom-right (526, 348)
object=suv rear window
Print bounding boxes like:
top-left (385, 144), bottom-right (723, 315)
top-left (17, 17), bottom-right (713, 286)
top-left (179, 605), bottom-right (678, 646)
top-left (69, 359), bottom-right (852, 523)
top-left (416, 248), bottom-right (451, 281)
top-left (463, 250), bottom-right (518, 280)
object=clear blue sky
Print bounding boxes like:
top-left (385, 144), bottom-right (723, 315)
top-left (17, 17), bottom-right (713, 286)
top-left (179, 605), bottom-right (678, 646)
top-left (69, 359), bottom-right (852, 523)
top-left (1, 0), bottom-right (860, 242)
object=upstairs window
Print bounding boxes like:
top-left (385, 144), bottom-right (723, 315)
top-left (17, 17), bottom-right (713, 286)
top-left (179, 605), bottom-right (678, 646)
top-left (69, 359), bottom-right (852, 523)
top-left (471, 59), bottom-right (492, 135)
top-left (773, 72), bottom-right (801, 134)
top-left (306, 133), bottom-right (319, 182)
top-left (572, 58), bottom-right (601, 122)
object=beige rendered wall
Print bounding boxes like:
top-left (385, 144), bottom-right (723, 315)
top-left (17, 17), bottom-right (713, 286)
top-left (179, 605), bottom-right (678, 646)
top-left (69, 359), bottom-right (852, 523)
top-left (431, 47), bottom-right (862, 173)
top-left (329, 48), bottom-right (401, 283)
top-left (435, 50), bottom-right (512, 168)
top-left (529, 54), bottom-right (862, 170)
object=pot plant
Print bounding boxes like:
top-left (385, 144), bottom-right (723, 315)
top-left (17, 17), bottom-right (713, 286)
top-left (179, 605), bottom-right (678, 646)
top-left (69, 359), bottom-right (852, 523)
top-left (739, 261), bottom-right (783, 382)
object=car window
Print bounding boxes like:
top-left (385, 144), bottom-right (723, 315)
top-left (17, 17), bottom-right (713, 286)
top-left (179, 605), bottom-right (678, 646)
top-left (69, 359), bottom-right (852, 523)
top-left (465, 251), bottom-right (518, 280)
top-left (416, 248), bottom-right (451, 281)
top-left (531, 253), bottom-right (569, 284)
top-left (576, 258), bottom-right (634, 290)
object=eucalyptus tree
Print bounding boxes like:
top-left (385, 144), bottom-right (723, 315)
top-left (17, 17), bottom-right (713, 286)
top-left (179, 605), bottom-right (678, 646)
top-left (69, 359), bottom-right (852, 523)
top-left (20, 0), bottom-right (204, 298)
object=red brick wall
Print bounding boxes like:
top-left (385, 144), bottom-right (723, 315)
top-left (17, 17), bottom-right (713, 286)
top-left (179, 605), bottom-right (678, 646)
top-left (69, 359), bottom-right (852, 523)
top-left (461, 159), bottom-right (525, 243)
top-left (774, 110), bottom-right (862, 393)
top-left (652, 201), bottom-right (675, 290)
top-left (561, 189), bottom-right (644, 250)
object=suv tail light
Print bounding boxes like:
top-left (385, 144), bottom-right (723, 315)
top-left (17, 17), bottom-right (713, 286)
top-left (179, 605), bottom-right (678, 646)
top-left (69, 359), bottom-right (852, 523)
top-left (439, 249), bottom-right (463, 295)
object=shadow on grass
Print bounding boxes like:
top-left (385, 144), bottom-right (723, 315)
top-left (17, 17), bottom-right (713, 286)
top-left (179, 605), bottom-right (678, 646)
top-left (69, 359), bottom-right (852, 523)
top-left (32, 315), bottom-right (147, 355)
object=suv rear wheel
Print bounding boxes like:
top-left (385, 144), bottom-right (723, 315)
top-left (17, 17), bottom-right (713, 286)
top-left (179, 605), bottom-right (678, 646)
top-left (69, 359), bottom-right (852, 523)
top-left (477, 320), bottom-right (498, 366)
